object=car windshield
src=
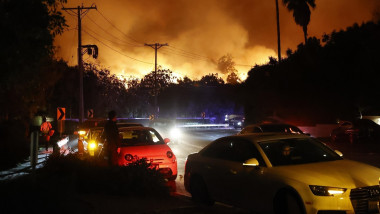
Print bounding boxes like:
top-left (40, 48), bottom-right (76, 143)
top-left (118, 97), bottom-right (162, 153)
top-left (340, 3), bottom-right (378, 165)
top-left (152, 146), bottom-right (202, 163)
top-left (89, 129), bottom-right (103, 140)
top-left (259, 138), bottom-right (342, 166)
top-left (119, 129), bottom-right (164, 146)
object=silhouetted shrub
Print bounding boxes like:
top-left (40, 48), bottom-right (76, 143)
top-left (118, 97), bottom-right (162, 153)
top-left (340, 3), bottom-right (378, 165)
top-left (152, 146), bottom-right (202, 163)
top-left (40, 153), bottom-right (169, 196)
top-left (0, 119), bottom-right (30, 170)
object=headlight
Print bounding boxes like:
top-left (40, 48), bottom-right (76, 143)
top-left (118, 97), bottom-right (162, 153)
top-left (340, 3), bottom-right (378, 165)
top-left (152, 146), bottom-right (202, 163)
top-left (170, 127), bottom-right (181, 139)
top-left (309, 185), bottom-right (347, 196)
top-left (78, 130), bottom-right (87, 136)
top-left (88, 141), bottom-right (97, 150)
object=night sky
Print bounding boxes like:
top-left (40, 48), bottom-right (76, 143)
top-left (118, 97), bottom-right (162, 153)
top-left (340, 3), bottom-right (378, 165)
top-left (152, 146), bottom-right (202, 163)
top-left (54, 0), bottom-right (380, 81)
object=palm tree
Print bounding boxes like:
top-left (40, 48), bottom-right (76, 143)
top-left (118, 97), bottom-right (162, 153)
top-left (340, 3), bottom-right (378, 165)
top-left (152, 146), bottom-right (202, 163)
top-left (282, 0), bottom-right (316, 43)
top-left (275, 0), bottom-right (281, 62)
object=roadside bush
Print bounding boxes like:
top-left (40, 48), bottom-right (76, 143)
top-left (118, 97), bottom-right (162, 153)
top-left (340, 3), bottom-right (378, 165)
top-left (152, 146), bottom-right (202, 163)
top-left (40, 153), bottom-right (170, 196)
top-left (0, 119), bottom-right (30, 170)
top-left (0, 153), bottom-right (170, 213)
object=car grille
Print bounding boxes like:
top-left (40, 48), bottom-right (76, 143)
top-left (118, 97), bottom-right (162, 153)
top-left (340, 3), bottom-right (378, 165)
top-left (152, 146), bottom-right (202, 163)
top-left (350, 185), bottom-right (380, 214)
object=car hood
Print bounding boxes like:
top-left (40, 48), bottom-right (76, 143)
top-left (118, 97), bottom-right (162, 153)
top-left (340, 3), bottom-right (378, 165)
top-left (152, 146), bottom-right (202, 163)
top-left (269, 159), bottom-right (380, 188)
top-left (119, 144), bottom-right (173, 158)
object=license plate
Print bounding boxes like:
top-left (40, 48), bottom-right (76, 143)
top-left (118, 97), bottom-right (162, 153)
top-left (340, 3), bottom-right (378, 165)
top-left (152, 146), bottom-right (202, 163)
top-left (149, 163), bottom-right (159, 170)
top-left (368, 200), bottom-right (379, 213)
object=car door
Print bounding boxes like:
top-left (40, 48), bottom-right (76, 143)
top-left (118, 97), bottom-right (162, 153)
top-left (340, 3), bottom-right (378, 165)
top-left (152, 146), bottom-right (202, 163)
top-left (221, 138), bottom-right (268, 209)
top-left (198, 138), bottom-right (237, 202)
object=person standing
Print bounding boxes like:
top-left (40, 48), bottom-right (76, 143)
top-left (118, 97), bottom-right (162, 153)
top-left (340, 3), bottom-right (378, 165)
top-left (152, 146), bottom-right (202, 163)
top-left (103, 110), bottom-right (120, 166)
top-left (40, 116), bottom-right (52, 151)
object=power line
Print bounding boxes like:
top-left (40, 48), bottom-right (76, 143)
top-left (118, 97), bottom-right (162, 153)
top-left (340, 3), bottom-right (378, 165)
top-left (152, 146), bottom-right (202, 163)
top-left (160, 49), bottom-right (211, 62)
top-left (167, 45), bottom-right (212, 60)
top-left (85, 15), bottom-right (143, 47)
top-left (96, 9), bottom-right (143, 45)
top-left (83, 29), bottom-right (153, 65)
top-left (83, 26), bottom-right (142, 48)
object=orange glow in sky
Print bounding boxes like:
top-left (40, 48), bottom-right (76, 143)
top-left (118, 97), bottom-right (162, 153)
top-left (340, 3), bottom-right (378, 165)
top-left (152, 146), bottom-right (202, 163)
top-left (54, 0), bottom-right (380, 81)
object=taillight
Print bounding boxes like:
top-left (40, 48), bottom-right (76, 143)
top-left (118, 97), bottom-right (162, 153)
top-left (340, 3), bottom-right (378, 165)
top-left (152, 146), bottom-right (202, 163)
top-left (167, 151), bottom-right (174, 158)
top-left (125, 154), bottom-right (133, 161)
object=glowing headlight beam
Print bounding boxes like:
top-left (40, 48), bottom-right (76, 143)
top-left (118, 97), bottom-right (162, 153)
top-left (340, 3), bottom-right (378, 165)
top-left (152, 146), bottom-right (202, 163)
top-left (89, 141), bottom-right (97, 150)
top-left (170, 127), bottom-right (182, 139)
top-left (327, 189), bottom-right (345, 195)
top-left (309, 185), bottom-right (347, 196)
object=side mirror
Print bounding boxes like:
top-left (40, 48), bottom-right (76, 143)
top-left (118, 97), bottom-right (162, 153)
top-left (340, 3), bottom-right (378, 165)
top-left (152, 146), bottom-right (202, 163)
top-left (335, 150), bottom-right (343, 157)
top-left (243, 158), bottom-right (259, 167)
top-left (164, 138), bottom-right (170, 144)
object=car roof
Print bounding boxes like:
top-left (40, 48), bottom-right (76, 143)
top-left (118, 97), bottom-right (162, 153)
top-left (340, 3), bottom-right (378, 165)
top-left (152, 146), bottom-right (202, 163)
top-left (118, 126), bottom-right (155, 131)
top-left (230, 132), bottom-right (309, 144)
top-left (246, 123), bottom-right (299, 128)
top-left (117, 123), bottom-right (143, 127)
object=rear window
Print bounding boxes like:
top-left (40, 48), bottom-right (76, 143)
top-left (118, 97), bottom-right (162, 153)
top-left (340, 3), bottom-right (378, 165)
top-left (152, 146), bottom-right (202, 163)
top-left (120, 129), bottom-right (164, 146)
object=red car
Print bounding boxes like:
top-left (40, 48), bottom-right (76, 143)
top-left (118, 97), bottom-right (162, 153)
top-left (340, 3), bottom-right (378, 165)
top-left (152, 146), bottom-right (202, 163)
top-left (117, 126), bottom-right (177, 180)
top-left (330, 119), bottom-right (380, 144)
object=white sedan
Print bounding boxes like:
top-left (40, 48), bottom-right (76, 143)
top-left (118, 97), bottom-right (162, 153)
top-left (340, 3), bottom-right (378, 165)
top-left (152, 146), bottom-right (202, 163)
top-left (184, 133), bottom-right (380, 214)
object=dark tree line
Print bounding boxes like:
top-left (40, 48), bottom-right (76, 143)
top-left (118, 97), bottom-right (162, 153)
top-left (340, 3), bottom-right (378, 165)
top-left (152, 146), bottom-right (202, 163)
top-left (0, 0), bottom-right (67, 170)
top-left (244, 20), bottom-right (380, 125)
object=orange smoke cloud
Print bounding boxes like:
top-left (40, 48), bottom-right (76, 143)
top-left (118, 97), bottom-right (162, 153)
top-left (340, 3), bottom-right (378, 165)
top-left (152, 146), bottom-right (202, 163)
top-left (54, 0), bottom-right (379, 81)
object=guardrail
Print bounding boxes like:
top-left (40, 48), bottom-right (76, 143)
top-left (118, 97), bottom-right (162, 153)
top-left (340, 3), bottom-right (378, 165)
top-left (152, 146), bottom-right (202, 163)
top-left (177, 124), bottom-right (230, 128)
top-left (0, 155), bottom-right (47, 180)
top-left (0, 136), bottom-right (69, 180)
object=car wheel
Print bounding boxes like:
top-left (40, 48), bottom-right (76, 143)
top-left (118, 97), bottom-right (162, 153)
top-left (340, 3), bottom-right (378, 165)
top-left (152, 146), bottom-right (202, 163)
top-left (190, 175), bottom-right (214, 205)
top-left (274, 190), bottom-right (305, 214)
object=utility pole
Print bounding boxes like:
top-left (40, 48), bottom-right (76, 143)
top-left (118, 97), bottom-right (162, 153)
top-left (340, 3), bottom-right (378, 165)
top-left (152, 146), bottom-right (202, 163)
top-left (62, 5), bottom-right (97, 123)
top-left (144, 43), bottom-right (168, 117)
top-left (275, 0), bottom-right (281, 63)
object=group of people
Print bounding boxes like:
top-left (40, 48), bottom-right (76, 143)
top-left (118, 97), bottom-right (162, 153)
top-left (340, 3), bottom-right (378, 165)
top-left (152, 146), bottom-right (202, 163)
top-left (40, 110), bottom-right (120, 166)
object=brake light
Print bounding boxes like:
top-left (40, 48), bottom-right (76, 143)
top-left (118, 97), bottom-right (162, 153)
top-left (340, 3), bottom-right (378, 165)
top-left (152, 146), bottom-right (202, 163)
top-left (167, 151), bottom-right (174, 158)
top-left (345, 129), bottom-right (359, 134)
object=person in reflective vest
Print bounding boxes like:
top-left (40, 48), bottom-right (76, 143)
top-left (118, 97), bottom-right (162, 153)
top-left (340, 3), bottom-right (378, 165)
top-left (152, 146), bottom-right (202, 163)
top-left (40, 116), bottom-right (52, 151)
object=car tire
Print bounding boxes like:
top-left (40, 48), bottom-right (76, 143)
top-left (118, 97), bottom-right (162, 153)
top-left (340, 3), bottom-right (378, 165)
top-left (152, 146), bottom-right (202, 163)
top-left (190, 175), bottom-right (214, 205)
top-left (274, 190), bottom-right (305, 214)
